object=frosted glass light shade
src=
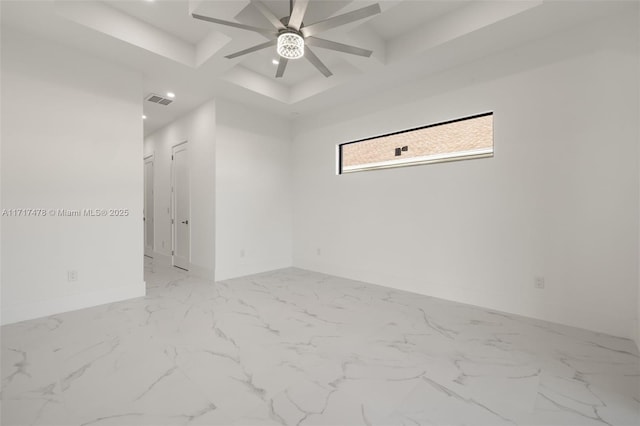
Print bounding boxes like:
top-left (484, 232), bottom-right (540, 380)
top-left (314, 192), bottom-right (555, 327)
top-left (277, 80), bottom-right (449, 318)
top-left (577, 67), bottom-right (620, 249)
top-left (277, 32), bottom-right (304, 59)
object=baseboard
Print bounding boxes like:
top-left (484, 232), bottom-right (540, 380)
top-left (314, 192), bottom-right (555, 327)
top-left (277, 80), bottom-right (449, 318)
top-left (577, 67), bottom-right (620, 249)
top-left (189, 263), bottom-right (215, 281)
top-left (215, 261), bottom-right (293, 282)
top-left (294, 259), bottom-right (637, 342)
top-left (1, 281), bottom-right (146, 326)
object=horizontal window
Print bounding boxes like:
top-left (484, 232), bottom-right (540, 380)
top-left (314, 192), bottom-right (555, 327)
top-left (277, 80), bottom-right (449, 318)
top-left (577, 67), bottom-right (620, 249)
top-left (338, 112), bottom-right (494, 174)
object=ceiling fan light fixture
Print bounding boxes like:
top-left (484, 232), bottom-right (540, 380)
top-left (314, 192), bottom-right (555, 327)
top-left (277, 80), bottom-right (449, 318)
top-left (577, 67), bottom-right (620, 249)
top-left (277, 32), bottom-right (304, 59)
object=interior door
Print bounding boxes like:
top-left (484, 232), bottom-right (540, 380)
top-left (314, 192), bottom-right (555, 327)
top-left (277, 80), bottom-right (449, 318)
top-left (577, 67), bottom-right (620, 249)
top-left (172, 143), bottom-right (190, 270)
top-left (144, 156), bottom-right (154, 258)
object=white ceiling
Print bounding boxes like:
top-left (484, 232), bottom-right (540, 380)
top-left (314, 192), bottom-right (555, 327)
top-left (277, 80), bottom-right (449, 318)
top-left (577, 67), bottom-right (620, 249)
top-left (105, 0), bottom-right (212, 44)
top-left (366, 1), bottom-right (469, 39)
top-left (1, 0), bottom-right (633, 136)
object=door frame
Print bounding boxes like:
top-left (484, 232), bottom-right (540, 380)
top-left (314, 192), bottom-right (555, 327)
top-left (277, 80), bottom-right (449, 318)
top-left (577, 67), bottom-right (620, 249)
top-left (143, 154), bottom-right (154, 258)
top-left (171, 141), bottom-right (190, 270)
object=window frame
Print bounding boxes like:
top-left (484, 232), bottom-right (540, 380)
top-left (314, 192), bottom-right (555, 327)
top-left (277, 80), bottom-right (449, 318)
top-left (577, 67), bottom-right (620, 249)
top-left (338, 112), bottom-right (494, 174)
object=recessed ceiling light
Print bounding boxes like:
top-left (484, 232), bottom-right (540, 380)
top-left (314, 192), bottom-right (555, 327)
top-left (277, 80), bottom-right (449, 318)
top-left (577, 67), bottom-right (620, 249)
top-left (166, 92), bottom-right (175, 99)
top-left (272, 59), bottom-right (279, 65)
top-left (142, 115), bottom-right (147, 120)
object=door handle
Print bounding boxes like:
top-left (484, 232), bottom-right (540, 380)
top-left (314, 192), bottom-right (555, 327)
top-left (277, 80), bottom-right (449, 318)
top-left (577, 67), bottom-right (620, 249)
top-left (181, 220), bottom-right (189, 225)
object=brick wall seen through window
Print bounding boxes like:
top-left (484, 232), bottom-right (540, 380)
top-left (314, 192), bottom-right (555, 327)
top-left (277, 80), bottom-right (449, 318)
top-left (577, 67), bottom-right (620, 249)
top-left (339, 112), bottom-right (493, 174)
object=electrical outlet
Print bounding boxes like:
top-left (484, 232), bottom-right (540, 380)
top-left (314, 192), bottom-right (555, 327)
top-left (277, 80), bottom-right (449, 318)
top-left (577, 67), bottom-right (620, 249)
top-left (316, 248), bottom-right (321, 256)
top-left (534, 276), bottom-right (545, 289)
top-left (68, 270), bottom-right (78, 282)
top-left (240, 249), bottom-right (245, 258)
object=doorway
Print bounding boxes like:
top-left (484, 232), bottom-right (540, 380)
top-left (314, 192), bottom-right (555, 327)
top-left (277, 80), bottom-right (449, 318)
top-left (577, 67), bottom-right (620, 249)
top-left (143, 155), bottom-right (154, 258)
top-left (172, 142), bottom-right (190, 270)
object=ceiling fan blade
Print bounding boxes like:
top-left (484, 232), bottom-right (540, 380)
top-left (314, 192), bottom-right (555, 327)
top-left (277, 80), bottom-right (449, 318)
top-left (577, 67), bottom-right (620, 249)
top-left (251, 0), bottom-right (286, 30)
top-left (192, 13), bottom-right (276, 37)
top-left (301, 3), bottom-right (381, 38)
top-left (275, 58), bottom-right (289, 78)
top-left (306, 37), bottom-right (372, 57)
top-left (305, 47), bottom-right (332, 78)
top-left (225, 40), bottom-right (277, 59)
top-left (288, 0), bottom-right (310, 31)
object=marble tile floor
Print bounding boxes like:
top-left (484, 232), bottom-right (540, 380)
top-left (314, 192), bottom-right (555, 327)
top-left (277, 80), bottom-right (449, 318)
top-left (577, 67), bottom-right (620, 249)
top-left (2, 260), bottom-right (639, 426)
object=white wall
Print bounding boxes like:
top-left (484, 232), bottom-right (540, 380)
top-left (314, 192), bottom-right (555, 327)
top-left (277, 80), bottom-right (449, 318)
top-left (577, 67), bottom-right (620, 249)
top-left (215, 99), bottom-right (292, 281)
top-left (292, 11), bottom-right (639, 339)
top-left (143, 100), bottom-right (216, 279)
top-left (144, 98), bottom-right (292, 281)
top-left (1, 29), bottom-right (144, 324)
top-left (637, 2), bottom-right (640, 350)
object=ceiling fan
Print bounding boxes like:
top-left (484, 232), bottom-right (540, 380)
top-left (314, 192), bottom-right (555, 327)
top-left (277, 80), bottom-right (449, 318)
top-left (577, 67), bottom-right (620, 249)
top-left (192, 0), bottom-right (382, 78)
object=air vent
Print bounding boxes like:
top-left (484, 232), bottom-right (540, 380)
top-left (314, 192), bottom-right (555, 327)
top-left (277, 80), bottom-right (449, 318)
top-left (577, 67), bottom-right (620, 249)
top-left (145, 94), bottom-right (173, 106)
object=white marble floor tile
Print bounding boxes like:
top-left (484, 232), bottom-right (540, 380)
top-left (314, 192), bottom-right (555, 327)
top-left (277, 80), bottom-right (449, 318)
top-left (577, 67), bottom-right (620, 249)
top-left (2, 261), bottom-right (639, 425)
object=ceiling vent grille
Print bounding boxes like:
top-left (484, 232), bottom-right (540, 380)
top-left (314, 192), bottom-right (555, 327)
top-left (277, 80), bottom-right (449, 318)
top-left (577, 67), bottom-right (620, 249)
top-left (145, 94), bottom-right (173, 106)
